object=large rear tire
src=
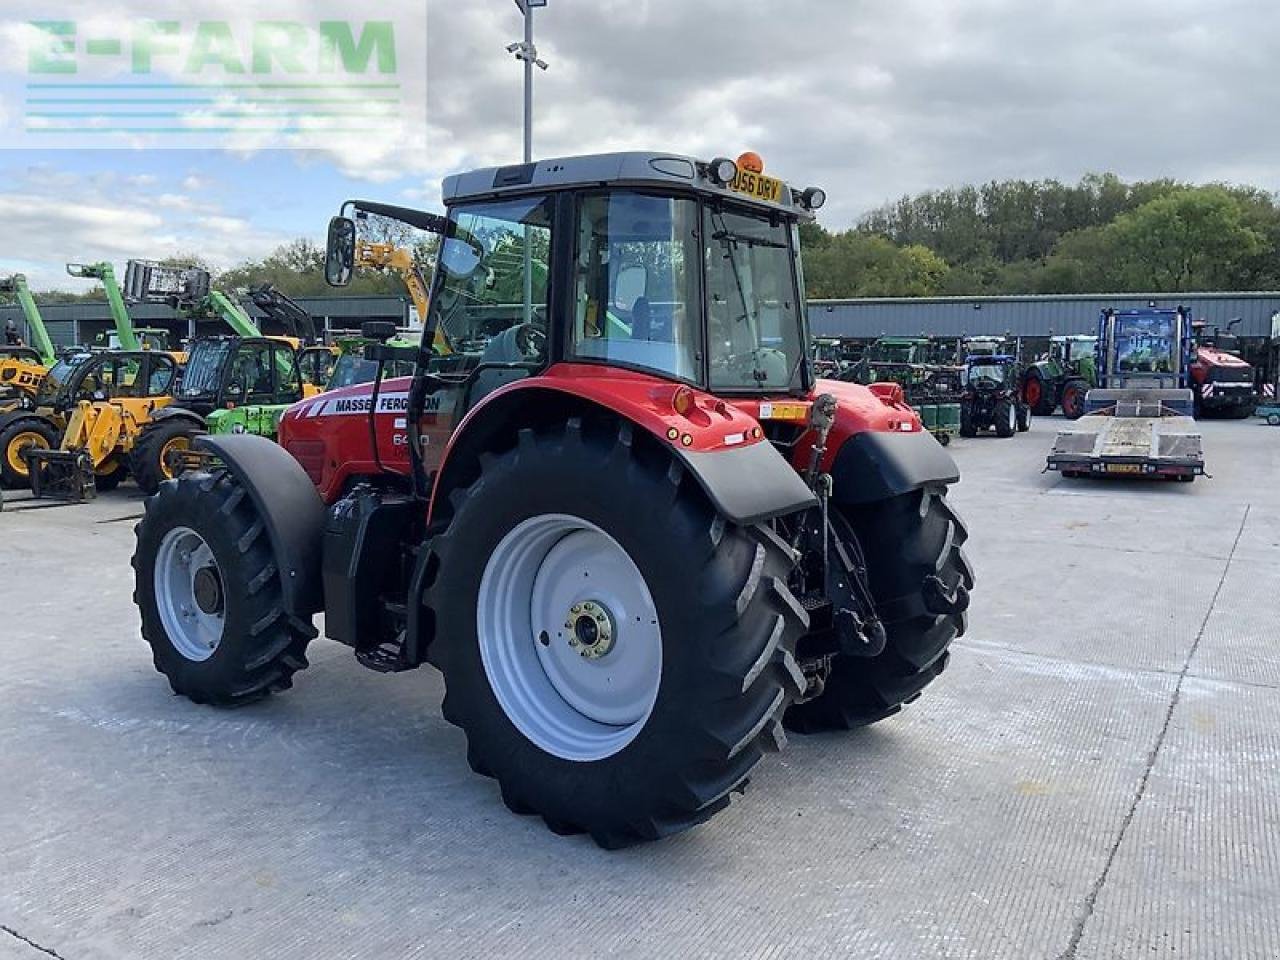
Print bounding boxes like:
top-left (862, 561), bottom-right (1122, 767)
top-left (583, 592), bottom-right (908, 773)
top-left (131, 417), bottom-right (207, 496)
top-left (785, 484), bottom-right (972, 733)
top-left (424, 420), bottom-right (808, 848)
top-left (959, 401), bottom-right (977, 438)
top-left (1023, 370), bottom-right (1055, 416)
top-left (0, 416), bottom-right (57, 488)
top-left (995, 399), bottom-right (1017, 438)
top-left (133, 469), bottom-right (315, 705)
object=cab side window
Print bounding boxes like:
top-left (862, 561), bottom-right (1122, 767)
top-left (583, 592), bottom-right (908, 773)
top-left (147, 356), bottom-right (176, 396)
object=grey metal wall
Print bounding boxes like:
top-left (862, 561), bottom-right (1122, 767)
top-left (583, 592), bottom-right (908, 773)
top-left (809, 292), bottom-right (1280, 340)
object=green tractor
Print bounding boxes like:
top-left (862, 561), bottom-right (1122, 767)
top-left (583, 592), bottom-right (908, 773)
top-left (1021, 334), bottom-right (1097, 419)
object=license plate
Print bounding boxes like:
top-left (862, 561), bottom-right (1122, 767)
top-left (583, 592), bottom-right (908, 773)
top-left (758, 402), bottom-right (808, 421)
top-left (731, 170), bottom-right (784, 203)
top-left (1106, 463), bottom-right (1142, 474)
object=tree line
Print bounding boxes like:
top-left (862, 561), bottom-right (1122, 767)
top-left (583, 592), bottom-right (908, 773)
top-left (802, 173), bottom-right (1280, 298)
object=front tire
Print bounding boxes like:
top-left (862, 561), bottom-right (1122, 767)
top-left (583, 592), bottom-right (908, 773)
top-left (1016, 403), bottom-right (1032, 432)
top-left (0, 416), bottom-right (58, 488)
top-left (131, 417), bottom-right (207, 496)
top-left (785, 484), bottom-right (972, 733)
top-left (133, 469), bottom-right (314, 705)
top-left (1062, 380), bottom-right (1088, 420)
top-left (425, 420), bottom-right (808, 848)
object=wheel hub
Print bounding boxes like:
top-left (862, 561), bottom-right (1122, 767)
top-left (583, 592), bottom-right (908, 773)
top-left (565, 601), bottom-right (615, 660)
top-left (193, 566), bottom-right (224, 615)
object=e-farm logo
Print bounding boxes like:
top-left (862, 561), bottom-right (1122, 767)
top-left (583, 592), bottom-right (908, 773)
top-left (12, 15), bottom-right (418, 148)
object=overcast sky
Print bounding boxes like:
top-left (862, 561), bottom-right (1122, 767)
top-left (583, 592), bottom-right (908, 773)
top-left (1, 0), bottom-right (1277, 290)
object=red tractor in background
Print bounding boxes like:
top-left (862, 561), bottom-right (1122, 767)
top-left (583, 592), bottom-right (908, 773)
top-left (131, 152), bottom-right (973, 848)
top-left (1189, 319), bottom-right (1257, 418)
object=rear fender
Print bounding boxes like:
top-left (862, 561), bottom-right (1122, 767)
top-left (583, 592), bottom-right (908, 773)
top-left (150, 406), bottom-right (207, 429)
top-left (429, 364), bottom-right (816, 527)
top-left (193, 433), bottom-right (326, 616)
top-left (797, 379), bottom-right (959, 506)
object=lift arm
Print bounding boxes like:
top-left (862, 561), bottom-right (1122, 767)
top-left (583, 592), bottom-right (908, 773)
top-left (355, 241), bottom-right (447, 354)
top-left (66, 262), bottom-right (140, 351)
top-left (206, 289), bottom-right (261, 337)
top-left (0, 274), bottom-right (55, 366)
top-left (247, 284), bottom-right (318, 345)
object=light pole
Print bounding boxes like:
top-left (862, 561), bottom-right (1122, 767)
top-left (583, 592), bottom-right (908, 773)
top-left (508, 1), bottom-right (548, 325)
top-left (508, 0), bottom-right (549, 164)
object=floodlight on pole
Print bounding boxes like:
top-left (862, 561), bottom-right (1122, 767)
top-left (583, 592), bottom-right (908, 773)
top-left (510, 0), bottom-right (550, 327)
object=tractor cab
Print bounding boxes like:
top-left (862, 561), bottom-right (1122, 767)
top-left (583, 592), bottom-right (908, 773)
top-left (962, 354), bottom-right (1020, 392)
top-left (172, 336), bottom-right (305, 417)
top-left (321, 151), bottom-right (827, 484)
top-left (33, 350), bottom-right (178, 413)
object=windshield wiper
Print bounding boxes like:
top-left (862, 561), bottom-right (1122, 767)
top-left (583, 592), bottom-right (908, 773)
top-left (712, 230), bottom-right (787, 250)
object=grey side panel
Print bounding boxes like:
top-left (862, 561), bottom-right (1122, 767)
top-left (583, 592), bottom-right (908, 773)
top-left (678, 441), bottom-right (816, 525)
top-left (831, 430), bottom-right (960, 505)
top-left (194, 434), bottom-right (326, 615)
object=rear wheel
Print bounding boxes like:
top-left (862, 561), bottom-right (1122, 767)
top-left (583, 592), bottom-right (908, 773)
top-left (995, 399), bottom-right (1016, 438)
top-left (785, 484), bottom-right (972, 733)
top-left (0, 417), bottom-right (58, 488)
top-left (959, 401), bottom-right (977, 438)
top-left (1024, 370), bottom-right (1055, 416)
top-left (131, 417), bottom-right (207, 496)
top-left (133, 469), bottom-right (315, 705)
top-left (425, 420), bottom-right (808, 848)
top-left (1061, 380), bottom-right (1088, 420)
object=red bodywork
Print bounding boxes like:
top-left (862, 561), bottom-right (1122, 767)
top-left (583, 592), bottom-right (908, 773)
top-left (278, 363), bottom-right (922, 507)
top-left (1189, 345), bottom-right (1252, 386)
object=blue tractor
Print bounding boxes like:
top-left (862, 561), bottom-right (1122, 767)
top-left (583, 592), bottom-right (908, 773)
top-left (959, 354), bottom-right (1031, 438)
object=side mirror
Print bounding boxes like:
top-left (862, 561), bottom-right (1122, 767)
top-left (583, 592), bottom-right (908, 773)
top-left (326, 216), bottom-right (357, 287)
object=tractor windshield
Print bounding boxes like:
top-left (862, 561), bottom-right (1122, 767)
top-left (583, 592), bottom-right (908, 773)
top-left (705, 206), bottom-right (804, 392)
top-left (35, 355), bottom-right (90, 405)
top-left (178, 339), bottom-right (233, 399)
top-left (965, 362), bottom-right (1009, 386)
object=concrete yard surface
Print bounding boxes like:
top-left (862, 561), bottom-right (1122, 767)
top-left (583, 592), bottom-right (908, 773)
top-left (1, 416), bottom-right (1278, 959)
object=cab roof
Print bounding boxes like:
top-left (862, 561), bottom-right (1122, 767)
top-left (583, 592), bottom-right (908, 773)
top-left (441, 152), bottom-right (814, 220)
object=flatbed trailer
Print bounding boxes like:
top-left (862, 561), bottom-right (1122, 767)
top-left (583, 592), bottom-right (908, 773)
top-left (1047, 388), bottom-right (1203, 480)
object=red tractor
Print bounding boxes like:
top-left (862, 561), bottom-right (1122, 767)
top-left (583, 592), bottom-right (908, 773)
top-left (1189, 320), bottom-right (1257, 418)
top-left (131, 152), bottom-right (973, 847)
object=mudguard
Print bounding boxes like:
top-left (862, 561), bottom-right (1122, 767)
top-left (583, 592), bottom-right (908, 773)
top-left (193, 434), bottom-right (326, 616)
top-left (149, 406), bottom-right (207, 428)
top-left (830, 429), bottom-right (960, 506)
top-left (431, 370), bottom-right (817, 527)
top-left (679, 441), bottom-right (817, 524)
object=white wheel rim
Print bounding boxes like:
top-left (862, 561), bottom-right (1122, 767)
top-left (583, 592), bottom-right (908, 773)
top-left (1009, 405), bottom-right (1017, 431)
top-left (154, 526), bottom-right (225, 662)
top-left (476, 513), bottom-right (662, 762)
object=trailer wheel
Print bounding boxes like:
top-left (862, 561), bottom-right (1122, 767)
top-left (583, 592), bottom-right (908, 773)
top-left (785, 484), bottom-right (972, 733)
top-left (133, 469), bottom-right (315, 705)
top-left (0, 417), bottom-right (58, 488)
top-left (995, 399), bottom-right (1017, 438)
top-left (425, 420), bottom-right (808, 848)
top-left (131, 418), bottom-right (207, 496)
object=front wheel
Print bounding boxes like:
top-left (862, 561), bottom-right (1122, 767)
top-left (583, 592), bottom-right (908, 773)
top-left (133, 469), bottom-right (314, 704)
top-left (131, 417), bottom-right (207, 496)
top-left (0, 416), bottom-right (58, 488)
top-left (425, 420), bottom-right (808, 848)
top-left (1016, 403), bottom-right (1032, 432)
top-left (1062, 380), bottom-right (1088, 420)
